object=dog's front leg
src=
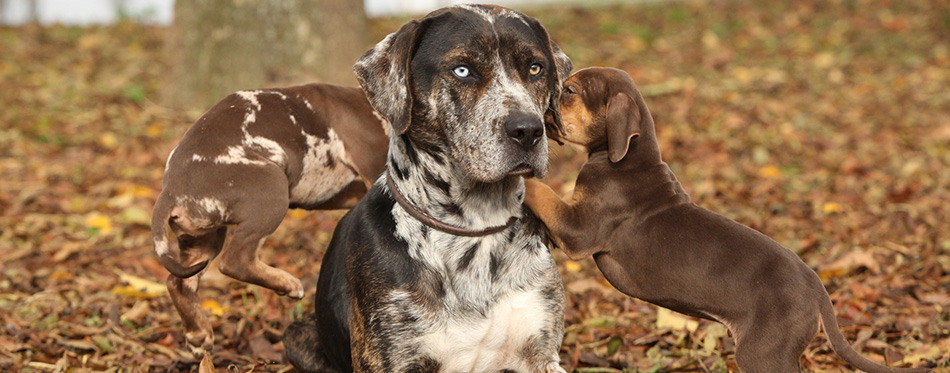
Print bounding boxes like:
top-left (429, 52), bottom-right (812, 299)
top-left (524, 179), bottom-right (602, 260)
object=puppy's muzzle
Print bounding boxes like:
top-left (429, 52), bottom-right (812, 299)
top-left (505, 112), bottom-right (544, 150)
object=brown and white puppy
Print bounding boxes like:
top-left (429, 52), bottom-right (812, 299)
top-left (282, 5), bottom-right (573, 372)
top-left (152, 83), bottom-right (388, 355)
top-left (524, 67), bottom-right (932, 373)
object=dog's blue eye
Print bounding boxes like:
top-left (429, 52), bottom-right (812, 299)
top-left (452, 66), bottom-right (470, 78)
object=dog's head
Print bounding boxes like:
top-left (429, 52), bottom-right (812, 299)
top-left (354, 5), bottom-right (572, 182)
top-left (550, 67), bottom-right (653, 163)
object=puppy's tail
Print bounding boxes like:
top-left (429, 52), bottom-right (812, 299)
top-left (818, 290), bottom-right (932, 373)
top-left (283, 312), bottom-right (329, 373)
top-left (151, 195), bottom-right (209, 278)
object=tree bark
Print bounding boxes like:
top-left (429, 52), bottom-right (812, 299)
top-left (28, 0), bottom-right (38, 23)
top-left (164, 0), bottom-right (368, 110)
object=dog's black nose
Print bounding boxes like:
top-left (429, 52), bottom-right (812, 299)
top-left (505, 112), bottom-right (544, 150)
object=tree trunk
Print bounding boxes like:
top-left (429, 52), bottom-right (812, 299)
top-left (27, 0), bottom-right (38, 23)
top-left (164, 0), bottom-right (368, 111)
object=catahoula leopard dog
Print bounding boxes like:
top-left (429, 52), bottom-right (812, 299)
top-left (152, 83), bottom-right (388, 355)
top-left (524, 67), bottom-right (933, 373)
top-left (282, 5), bottom-right (574, 372)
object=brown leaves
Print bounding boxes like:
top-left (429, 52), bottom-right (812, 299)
top-left (198, 353), bottom-right (215, 373)
top-left (112, 270), bottom-right (167, 299)
top-left (0, 23), bottom-right (315, 371)
top-left (818, 249), bottom-right (881, 281)
top-left (1, 0), bottom-right (949, 371)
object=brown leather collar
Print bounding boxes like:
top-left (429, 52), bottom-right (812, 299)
top-left (386, 171), bottom-right (518, 237)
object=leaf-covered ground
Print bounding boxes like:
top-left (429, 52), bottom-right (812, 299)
top-left (2, 0), bottom-right (949, 371)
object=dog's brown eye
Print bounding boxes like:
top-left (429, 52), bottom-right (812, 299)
top-left (529, 63), bottom-right (543, 76)
top-left (564, 86), bottom-right (576, 95)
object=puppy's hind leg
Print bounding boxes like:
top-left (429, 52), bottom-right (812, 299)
top-left (732, 315), bottom-right (816, 373)
top-left (216, 188), bottom-right (304, 299)
top-left (167, 227), bottom-right (227, 356)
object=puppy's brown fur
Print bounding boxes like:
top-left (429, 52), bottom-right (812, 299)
top-left (153, 83), bottom-right (387, 355)
top-left (525, 67), bottom-right (932, 373)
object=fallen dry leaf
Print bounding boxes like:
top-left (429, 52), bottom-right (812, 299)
top-left (818, 250), bottom-right (881, 281)
top-left (201, 299), bottom-right (226, 317)
top-left (112, 270), bottom-right (167, 299)
top-left (120, 300), bottom-right (150, 323)
top-left (655, 307), bottom-right (698, 333)
top-left (198, 353), bottom-right (215, 373)
top-left (903, 346), bottom-right (943, 364)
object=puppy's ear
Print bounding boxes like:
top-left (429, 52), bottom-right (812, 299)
top-left (353, 19), bottom-right (427, 136)
top-left (606, 93), bottom-right (641, 163)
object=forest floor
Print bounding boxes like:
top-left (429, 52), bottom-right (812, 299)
top-left (1, 0), bottom-right (949, 371)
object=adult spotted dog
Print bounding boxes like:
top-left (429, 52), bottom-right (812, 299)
top-left (283, 5), bottom-right (573, 373)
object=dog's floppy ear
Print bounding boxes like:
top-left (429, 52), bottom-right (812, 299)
top-left (526, 15), bottom-right (573, 136)
top-left (550, 40), bottom-right (573, 87)
top-left (353, 20), bottom-right (426, 136)
top-left (545, 40), bottom-right (573, 136)
top-left (606, 93), bottom-right (641, 163)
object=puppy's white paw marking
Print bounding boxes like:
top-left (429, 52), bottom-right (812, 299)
top-left (188, 344), bottom-right (206, 358)
top-left (184, 330), bottom-right (213, 357)
top-left (289, 280), bottom-right (305, 299)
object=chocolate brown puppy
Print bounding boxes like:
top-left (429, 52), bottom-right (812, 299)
top-left (152, 83), bottom-right (388, 355)
top-left (524, 67), bottom-right (932, 373)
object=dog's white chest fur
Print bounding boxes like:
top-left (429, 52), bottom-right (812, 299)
top-left (419, 290), bottom-right (550, 372)
top-left (386, 198), bottom-right (563, 372)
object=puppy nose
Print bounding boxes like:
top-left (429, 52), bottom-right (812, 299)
top-left (505, 112), bottom-right (544, 150)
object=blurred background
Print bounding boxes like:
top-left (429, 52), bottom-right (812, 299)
top-left (1, 0), bottom-right (948, 371)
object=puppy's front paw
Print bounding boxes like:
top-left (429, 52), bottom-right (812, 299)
top-left (287, 278), bottom-right (305, 299)
top-left (184, 329), bottom-right (213, 357)
top-left (269, 272), bottom-right (305, 299)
